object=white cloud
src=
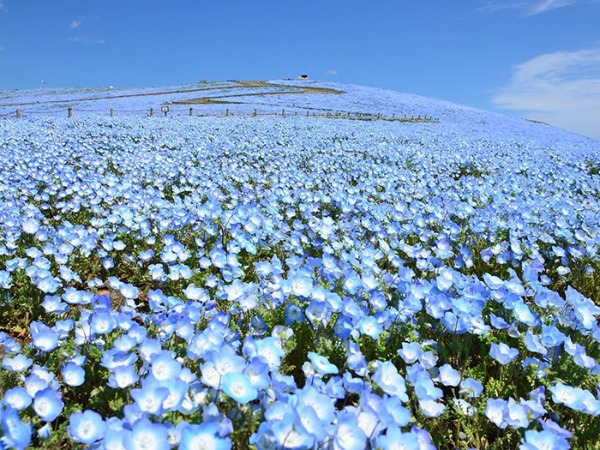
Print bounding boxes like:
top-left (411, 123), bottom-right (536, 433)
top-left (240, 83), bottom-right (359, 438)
top-left (326, 69), bottom-right (338, 76)
top-left (494, 48), bottom-right (600, 139)
top-left (526, 0), bottom-right (577, 14)
top-left (479, 0), bottom-right (588, 15)
top-left (68, 35), bottom-right (106, 45)
top-left (70, 18), bottom-right (82, 29)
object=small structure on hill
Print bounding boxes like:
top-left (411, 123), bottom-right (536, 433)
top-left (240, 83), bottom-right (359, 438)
top-left (298, 74), bottom-right (309, 80)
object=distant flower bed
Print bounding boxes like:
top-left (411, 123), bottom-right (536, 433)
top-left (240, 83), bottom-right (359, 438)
top-left (0, 116), bottom-right (599, 449)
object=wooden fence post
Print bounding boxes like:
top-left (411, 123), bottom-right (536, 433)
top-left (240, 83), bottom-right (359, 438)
top-left (282, 109), bottom-right (285, 117)
top-left (110, 108), bottom-right (114, 117)
top-left (226, 108), bottom-right (229, 117)
top-left (189, 107), bottom-right (193, 117)
top-left (253, 109), bottom-right (258, 117)
top-left (306, 111), bottom-right (309, 117)
top-left (149, 108), bottom-right (154, 117)
top-left (16, 109), bottom-right (20, 118)
top-left (68, 107), bottom-right (73, 118)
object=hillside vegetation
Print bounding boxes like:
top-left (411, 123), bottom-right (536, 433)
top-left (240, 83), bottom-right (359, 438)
top-left (0, 82), bottom-right (599, 449)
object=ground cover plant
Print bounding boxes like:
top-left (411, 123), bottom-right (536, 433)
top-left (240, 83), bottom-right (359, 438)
top-left (0, 109), bottom-right (600, 449)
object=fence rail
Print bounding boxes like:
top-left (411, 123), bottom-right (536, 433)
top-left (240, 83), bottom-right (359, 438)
top-left (0, 107), bottom-right (439, 123)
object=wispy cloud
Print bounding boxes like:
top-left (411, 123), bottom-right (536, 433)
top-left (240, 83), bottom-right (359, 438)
top-left (70, 18), bottom-right (83, 29)
top-left (325, 69), bottom-right (338, 76)
top-left (494, 48), bottom-right (600, 139)
top-left (68, 36), bottom-right (106, 45)
top-left (479, 0), bottom-right (588, 16)
top-left (526, 0), bottom-right (577, 14)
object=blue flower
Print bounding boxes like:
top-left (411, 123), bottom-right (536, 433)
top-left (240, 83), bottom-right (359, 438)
top-left (549, 383), bottom-right (600, 414)
top-left (333, 314), bottom-right (354, 339)
top-left (372, 361), bottom-right (408, 401)
top-left (119, 283), bottom-right (139, 300)
top-left (285, 303), bottom-right (305, 325)
top-left (453, 398), bottom-right (476, 416)
top-left (243, 358), bottom-right (270, 390)
top-left (30, 321), bottom-right (59, 352)
top-left (108, 365), bottom-right (140, 389)
top-left (524, 330), bottom-right (547, 356)
top-left (21, 218), bottom-right (40, 234)
top-left (296, 405), bottom-right (327, 442)
top-left (130, 384), bottom-right (170, 415)
top-left (307, 351), bottom-right (338, 375)
top-left (485, 398), bottom-right (507, 429)
top-left (41, 295), bottom-right (68, 314)
top-left (380, 395), bottom-right (412, 427)
top-left (270, 409), bottom-right (314, 449)
top-left (397, 341), bottom-right (423, 364)
top-left (504, 398), bottom-right (529, 428)
top-left (33, 388), bottom-right (64, 422)
top-left (2, 354), bottom-right (33, 373)
top-left (1, 406), bottom-right (32, 450)
top-left (333, 412), bottom-right (367, 450)
top-left (539, 419), bottom-right (572, 439)
top-left (419, 350), bottom-right (439, 369)
top-left (200, 346), bottom-right (246, 389)
top-left (61, 362), bottom-right (85, 387)
top-left (540, 324), bottom-right (565, 347)
top-left (150, 350), bottom-right (182, 381)
top-left (512, 298), bottom-right (537, 323)
top-left (297, 386), bottom-right (335, 424)
top-left (357, 315), bottom-right (383, 339)
top-left (376, 426), bottom-right (421, 450)
top-left (179, 421), bottom-right (231, 450)
top-left (224, 279), bottom-right (245, 301)
top-left (68, 410), bottom-right (106, 445)
top-left (489, 313), bottom-right (510, 330)
top-left (221, 372), bottom-right (258, 404)
top-left (289, 271), bottom-right (313, 298)
top-left (253, 337), bottom-right (285, 369)
top-left (418, 399), bottom-right (446, 418)
top-left (3, 387), bottom-right (32, 411)
top-left (123, 418), bottom-right (170, 450)
top-left (90, 311), bottom-right (117, 334)
top-left (436, 364), bottom-right (461, 387)
top-left (37, 423), bottom-right (51, 440)
top-left (413, 372), bottom-right (443, 401)
top-left (346, 341), bottom-right (367, 375)
top-left (459, 377), bottom-right (483, 398)
top-left (520, 429), bottom-right (570, 450)
top-left (305, 300), bottom-right (331, 327)
top-left (490, 342), bottom-right (519, 365)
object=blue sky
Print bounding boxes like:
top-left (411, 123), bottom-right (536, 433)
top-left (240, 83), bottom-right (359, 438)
top-left (0, 0), bottom-right (599, 138)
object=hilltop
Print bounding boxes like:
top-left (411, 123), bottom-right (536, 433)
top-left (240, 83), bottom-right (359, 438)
top-left (1, 80), bottom-right (596, 146)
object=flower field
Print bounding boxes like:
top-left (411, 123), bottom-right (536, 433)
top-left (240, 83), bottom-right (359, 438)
top-left (1, 107), bottom-right (600, 449)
